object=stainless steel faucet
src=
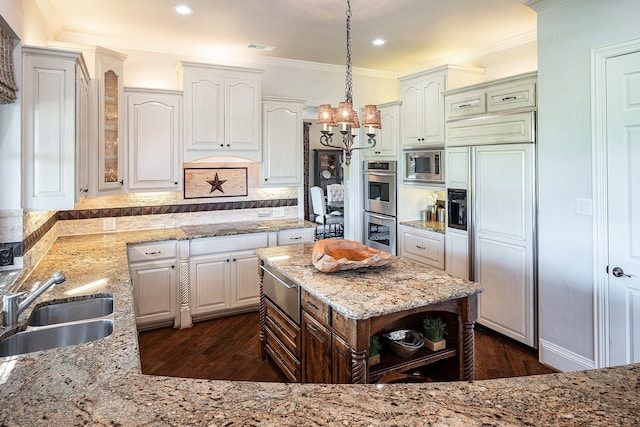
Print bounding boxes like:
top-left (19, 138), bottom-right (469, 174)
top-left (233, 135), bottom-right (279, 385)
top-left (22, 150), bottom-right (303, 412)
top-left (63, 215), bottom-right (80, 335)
top-left (2, 271), bottom-right (66, 327)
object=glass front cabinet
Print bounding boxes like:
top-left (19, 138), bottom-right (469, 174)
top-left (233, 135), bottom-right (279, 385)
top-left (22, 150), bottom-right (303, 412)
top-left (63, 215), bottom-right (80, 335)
top-left (96, 50), bottom-right (126, 192)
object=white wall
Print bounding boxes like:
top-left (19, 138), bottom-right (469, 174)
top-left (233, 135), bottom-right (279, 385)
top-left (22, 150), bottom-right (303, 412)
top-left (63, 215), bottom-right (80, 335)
top-left (534, 0), bottom-right (640, 371)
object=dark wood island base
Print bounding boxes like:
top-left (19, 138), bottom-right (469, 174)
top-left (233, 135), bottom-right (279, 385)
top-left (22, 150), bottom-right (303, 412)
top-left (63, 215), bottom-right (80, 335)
top-left (256, 243), bottom-right (482, 384)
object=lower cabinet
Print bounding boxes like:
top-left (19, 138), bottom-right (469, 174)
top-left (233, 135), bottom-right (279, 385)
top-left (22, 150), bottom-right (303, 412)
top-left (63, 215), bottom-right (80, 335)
top-left (263, 298), bottom-right (301, 382)
top-left (446, 228), bottom-right (469, 279)
top-left (398, 225), bottom-right (446, 270)
top-left (300, 290), bottom-right (352, 384)
top-left (277, 227), bottom-right (316, 245)
top-left (127, 240), bottom-right (178, 330)
top-left (189, 234), bottom-right (268, 321)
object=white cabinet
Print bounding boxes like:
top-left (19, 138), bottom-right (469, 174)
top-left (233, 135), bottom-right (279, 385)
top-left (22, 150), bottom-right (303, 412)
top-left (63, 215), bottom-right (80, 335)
top-left (128, 240), bottom-right (179, 330)
top-left (363, 101), bottom-right (400, 159)
top-left (22, 46), bottom-right (90, 211)
top-left (189, 233), bottom-right (268, 320)
top-left (400, 65), bottom-right (484, 147)
top-left (444, 71), bottom-right (537, 122)
top-left (445, 229), bottom-right (469, 279)
top-left (398, 225), bottom-right (445, 270)
top-left (125, 88), bottom-right (182, 191)
top-left (474, 143), bottom-right (535, 347)
top-left (95, 48), bottom-right (127, 193)
top-left (277, 228), bottom-right (316, 245)
top-left (181, 62), bottom-right (263, 162)
top-left (445, 146), bottom-right (469, 190)
top-left (261, 97), bottom-right (304, 186)
top-left (400, 71), bottom-right (445, 146)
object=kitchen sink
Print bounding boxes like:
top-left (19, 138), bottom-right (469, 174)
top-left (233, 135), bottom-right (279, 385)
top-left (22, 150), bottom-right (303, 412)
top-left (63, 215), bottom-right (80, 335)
top-left (0, 319), bottom-right (114, 357)
top-left (27, 295), bottom-right (114, 326)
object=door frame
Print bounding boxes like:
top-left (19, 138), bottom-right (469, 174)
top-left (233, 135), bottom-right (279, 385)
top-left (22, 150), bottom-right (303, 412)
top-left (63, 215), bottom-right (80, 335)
top-left (591, 37), bottom-right (640, 368)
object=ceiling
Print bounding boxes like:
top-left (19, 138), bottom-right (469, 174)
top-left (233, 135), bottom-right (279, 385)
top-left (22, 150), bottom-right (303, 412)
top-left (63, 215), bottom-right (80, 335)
top-left (39, 0), bottom-right (537, 73)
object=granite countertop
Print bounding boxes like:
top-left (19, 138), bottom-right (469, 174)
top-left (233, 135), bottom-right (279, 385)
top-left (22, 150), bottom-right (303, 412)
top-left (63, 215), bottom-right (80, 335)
top-left (399, 220), bottom-right (447, 234)
top-left (0, 221), bottom-right (639, 425)
top-left (255, 244), bottom-right (482, 320)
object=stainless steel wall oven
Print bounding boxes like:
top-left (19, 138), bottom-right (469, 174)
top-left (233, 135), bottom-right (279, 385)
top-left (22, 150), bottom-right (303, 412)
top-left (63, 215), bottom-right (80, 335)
top-left (363, 160), bottom-right (397, 254)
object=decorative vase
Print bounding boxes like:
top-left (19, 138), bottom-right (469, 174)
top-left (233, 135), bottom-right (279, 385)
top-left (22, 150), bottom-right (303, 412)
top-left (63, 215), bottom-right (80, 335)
top-left (424, 339), bottom-right (446, 351)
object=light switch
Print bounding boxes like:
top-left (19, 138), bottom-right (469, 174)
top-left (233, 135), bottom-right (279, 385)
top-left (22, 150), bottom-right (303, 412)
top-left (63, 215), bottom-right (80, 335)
top-left (576, 198), bottom-right (593, 216)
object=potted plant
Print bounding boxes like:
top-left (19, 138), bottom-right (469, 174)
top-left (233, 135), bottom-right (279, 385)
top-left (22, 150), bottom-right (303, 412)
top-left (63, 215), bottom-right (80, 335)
top-left (369, 335), bottom-right (380, 366)
top-left (422, 316), bottom-right (447, 351)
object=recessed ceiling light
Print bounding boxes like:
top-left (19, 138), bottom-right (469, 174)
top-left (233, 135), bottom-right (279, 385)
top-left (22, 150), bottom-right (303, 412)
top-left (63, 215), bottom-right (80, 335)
top-left (372, 38), bottom-right (386, 46)
top-left (174, 5), bottom-right (193, 15)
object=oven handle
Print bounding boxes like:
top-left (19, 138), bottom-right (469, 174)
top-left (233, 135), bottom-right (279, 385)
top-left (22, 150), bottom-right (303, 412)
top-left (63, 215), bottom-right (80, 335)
top-left (364, 171), bottom-right (396, 177)
top-left (366, 212), bottom-right (395, 221)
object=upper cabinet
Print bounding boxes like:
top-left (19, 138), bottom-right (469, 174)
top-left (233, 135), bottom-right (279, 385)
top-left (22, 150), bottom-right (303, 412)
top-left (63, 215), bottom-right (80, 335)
top-left (261, 97), bottom-right (305, 186)
top-left (181, 62), bottom-right (263, 162)
top-left (400, 65), bottom-right (484, 147)
top-left (95, 49), bottom-right (127, 193)
top-left (444, 71), bottom-right (537, 122)
top-left (363, 101), bottom-right (400, 159)
top-left (22, 46), bottom-right (90, 211)
top-left (125, 88), bottom-right (182, 191)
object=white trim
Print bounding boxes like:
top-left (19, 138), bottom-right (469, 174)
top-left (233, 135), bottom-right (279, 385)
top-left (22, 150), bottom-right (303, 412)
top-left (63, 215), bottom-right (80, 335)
top-left (525, 0), bottom-right (571, 12)
top-left (591, 37), bottom-right (640, 369)
top-left (539, 339), bottom-right (595, 372)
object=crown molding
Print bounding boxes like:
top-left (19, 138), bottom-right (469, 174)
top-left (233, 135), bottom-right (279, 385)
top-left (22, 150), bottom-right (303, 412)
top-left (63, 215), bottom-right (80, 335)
top-left (525, 0), bottom-right (572, 12)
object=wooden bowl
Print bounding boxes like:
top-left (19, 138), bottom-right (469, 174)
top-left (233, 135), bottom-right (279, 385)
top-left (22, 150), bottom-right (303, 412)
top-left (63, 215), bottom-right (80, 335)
top-left (311, 239), bottom-right (394, 273)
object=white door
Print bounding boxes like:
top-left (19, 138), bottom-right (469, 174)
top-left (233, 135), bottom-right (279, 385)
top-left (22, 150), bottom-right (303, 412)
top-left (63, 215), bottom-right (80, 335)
top-left (607, 51), bottom-right (640, 366)
top-left (231, 250), bottom-right (261, 308)
top-left (474, 144), bottom-right (535, 347)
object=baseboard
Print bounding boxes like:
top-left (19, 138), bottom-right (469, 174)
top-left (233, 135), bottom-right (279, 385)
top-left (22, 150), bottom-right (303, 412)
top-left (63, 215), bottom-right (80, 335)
top-left (539, 339), bottom-right (596, 372)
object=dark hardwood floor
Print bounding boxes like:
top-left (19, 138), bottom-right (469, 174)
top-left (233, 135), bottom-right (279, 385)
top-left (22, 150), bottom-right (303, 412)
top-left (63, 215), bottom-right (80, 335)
top-left (137, 312), bottom-right (556, 382)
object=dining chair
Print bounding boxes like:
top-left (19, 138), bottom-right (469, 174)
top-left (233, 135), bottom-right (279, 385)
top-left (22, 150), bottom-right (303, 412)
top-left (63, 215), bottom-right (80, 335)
top-left (310, 186), bottom-right (344, 239)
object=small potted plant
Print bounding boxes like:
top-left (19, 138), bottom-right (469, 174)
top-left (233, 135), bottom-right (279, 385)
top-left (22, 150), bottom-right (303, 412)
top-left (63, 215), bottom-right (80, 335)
top-left (369, 335), bottom-right (380, 366)
top-left (422, 316), bottom-right (447, 351)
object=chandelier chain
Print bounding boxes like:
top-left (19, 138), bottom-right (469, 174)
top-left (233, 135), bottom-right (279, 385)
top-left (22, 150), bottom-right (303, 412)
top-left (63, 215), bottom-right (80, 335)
top-left (344, 0), bottom-right (353, 103)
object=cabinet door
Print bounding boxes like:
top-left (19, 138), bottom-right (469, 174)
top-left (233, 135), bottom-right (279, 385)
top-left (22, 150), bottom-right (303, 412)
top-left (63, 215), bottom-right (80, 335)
top-left (226, 77), bottom-right (261, 151)
top-left (22, 48), bottom-right (82, 211)
top-left (130, 259), bottom-right (177, 326)
top-left (126, 90), bottom-right (181, 191)
top-left (96, 53), bottom-right (125, 192)
top-left (230, 250), bottom-right (261, 308)
top-left (401, 83), bottom-right (423, 146)
top-left (331, 333), bottom-right (352, 384)
top-left (446, 147), bottom-right (469, 190)
top-left (474, 144), bottom-right (535, 347)
top-left (365, 102), bottom-right (399, 158)
top-left (422, 74), bottom-right (446, 145)
top-left (301, 313), bottom-right (332, 383)
top-left (444, 90), bottom-right (486, 120)
top-left (486, 79), bottom-right (536, 113)
top-left (261, 100), bottom-right (303, 186)
top-left (184, 71), bottom-right (225, 154)
top-left (189, 253), bottom-right (231, 316)
top-left (76, 64), bottom-right (90, 201)
top-left (446, 229), bottom-right (469, 279)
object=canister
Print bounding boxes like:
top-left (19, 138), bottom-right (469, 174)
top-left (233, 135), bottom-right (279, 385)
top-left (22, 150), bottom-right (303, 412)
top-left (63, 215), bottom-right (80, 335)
top-left (437, 208), bottom-right (445, 223)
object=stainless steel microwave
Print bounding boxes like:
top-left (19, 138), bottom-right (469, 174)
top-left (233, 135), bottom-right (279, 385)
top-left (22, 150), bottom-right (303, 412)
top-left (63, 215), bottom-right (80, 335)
top-left (403, 148), bottom-right (444, 184)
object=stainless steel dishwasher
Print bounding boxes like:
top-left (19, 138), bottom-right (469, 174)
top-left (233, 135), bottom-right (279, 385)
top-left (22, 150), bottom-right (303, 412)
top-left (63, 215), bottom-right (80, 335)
top-left (261, 265), bottom-right (300, 325)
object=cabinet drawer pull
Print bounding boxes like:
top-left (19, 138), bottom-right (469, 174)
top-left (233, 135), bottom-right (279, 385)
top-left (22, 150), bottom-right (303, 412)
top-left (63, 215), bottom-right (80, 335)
top-left (306, 301), bottom-right (320, 311)
top-left (501, 96), bottom-right (517, 101)
top-left (145, 251), bottom-right (161, 255)
top-left (458, 103), bottom-right (473, 109)
top-left (416, 245), bottom-right (426, 250)
top-left (290, 236), bottom-right (302, 240)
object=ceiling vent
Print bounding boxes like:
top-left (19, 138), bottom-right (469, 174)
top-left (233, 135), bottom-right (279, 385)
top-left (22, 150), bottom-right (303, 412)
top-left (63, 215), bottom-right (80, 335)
top-left (247, 43), bottom-right (277, 51)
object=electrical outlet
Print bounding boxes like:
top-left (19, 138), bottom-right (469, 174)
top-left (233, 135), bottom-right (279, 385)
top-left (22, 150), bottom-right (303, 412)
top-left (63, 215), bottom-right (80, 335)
top-left (576, 198), bottom-right (593, 216)
top-left (273, 207), bottom-right (285, 218)
top-left (0, 247), bottom-right (14, 266)
top-left (103, 217), bottom-right (117, 231)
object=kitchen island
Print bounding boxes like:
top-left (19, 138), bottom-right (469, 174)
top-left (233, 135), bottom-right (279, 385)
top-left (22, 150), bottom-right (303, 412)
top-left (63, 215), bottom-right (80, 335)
top-left (256, 243), bottom-right (483, 384)
top-left (0, 225), bottom-right (638, 425)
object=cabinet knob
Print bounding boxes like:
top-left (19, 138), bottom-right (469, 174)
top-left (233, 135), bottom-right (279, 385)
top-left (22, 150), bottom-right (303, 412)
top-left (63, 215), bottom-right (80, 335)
top-left (174, 181), bottom-right (178, 185)
top-left (220, 144), bottom-right (224, 147)
top-left (119, 180), bottom-right (124, 186)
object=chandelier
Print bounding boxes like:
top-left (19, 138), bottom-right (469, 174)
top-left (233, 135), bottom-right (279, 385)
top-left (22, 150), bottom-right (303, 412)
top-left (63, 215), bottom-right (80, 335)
top-left (316, 0), bottom-right (381, 166)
